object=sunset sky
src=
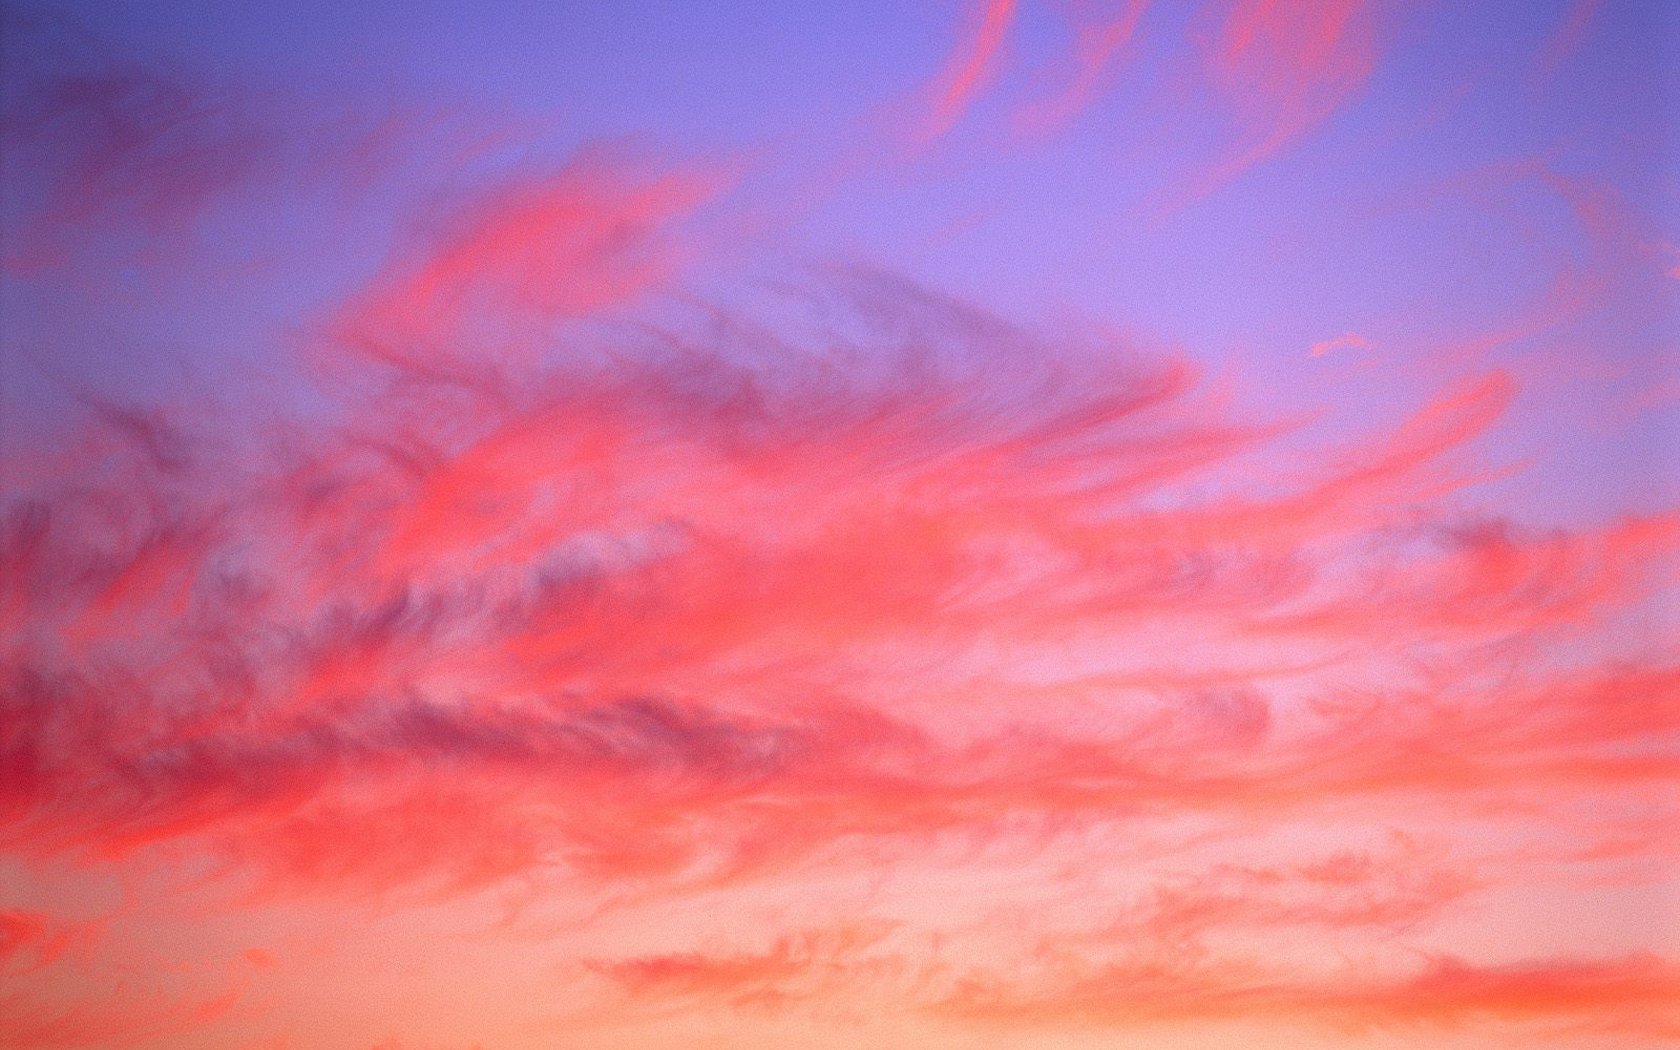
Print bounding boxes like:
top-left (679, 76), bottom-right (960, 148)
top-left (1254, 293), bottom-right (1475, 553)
top-left (2, 2), bottom-right (1679, 1048)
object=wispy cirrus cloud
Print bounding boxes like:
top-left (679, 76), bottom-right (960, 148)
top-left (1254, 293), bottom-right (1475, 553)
top-left (914, 0), bottom-right (1020, 145)
top-left (3, 7), bottom-right (1676, 1050)
top-left (1155, 0), bottom-right (1383, 210)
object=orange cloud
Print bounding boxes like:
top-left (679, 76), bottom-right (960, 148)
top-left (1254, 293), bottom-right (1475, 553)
top-left (939, 951), bottom-right (1680, 1039)
top-left (4, 19), bottom-right (1676, 1049)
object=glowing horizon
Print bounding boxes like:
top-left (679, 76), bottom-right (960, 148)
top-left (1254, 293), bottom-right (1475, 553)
top-left (2, 2), bottom-right (1678, 1048)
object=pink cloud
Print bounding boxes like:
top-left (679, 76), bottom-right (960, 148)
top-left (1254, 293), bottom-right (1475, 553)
top-left (3, 10), bottom-right (1675, 1049)
top-left (914, 0), bottom-right (1019, 144)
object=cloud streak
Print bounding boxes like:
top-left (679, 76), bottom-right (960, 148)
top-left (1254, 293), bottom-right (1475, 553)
top-left (3, 6), bottom-right (1676, 1049)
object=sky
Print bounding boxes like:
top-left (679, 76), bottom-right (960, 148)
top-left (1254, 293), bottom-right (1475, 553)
top-left (1, 2), bottom-right (1678, 1048)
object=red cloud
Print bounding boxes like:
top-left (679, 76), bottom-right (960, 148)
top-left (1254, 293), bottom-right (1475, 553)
top-left (3, 14), bottom-right (1676, 1049)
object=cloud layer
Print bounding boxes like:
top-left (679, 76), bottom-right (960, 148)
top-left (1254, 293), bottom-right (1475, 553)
top-left (2, 3), bottom-right (1677, 1049)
